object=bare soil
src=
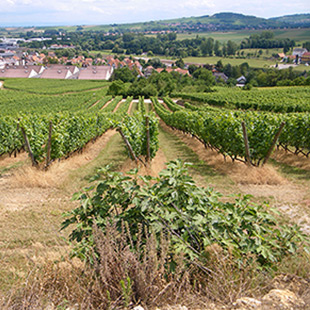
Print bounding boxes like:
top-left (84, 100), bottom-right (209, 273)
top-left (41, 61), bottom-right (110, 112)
top-left (113, 98), bottom-right (126, 112)
top-left (100, 97), bottom-right (113, 110)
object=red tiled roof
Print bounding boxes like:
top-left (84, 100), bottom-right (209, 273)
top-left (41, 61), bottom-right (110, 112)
top-left (174, 68), bottom-right (190, 75)
top-left (156, 68), bottom-right (164, 73)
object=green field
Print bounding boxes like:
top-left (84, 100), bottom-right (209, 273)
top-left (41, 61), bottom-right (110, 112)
top-left (182, 55), bottom-right (310, 71)
top-left (176, 28), bottom-right (310, 45)
top-left (183, 55), bottom-right (275, 67)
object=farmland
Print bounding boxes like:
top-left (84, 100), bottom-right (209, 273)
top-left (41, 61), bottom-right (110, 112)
top-left (0, 78), bottom-right (310, 308)
top-left (176, 28), bottom-right (310, 44)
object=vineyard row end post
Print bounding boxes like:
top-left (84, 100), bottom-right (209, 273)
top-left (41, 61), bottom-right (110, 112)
top-left (241, 121), bottom-right (252, 166)
top-left (262, 122), bottom-right (286, 166)
top-left (20, 126), bottom-right (38, 167)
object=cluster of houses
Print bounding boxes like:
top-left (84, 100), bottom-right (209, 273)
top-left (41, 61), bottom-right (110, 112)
top-left (278, 48), bottom-right (310, 65)
top-left (0, 40), bottom-right (248, 84)
top-left (0, 52), bottom-right (193, 80)
top-left (0, 54), bottom-right (247, 85)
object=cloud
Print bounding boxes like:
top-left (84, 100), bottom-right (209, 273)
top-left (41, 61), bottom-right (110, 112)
top-left (179, 0), bottom-right (215, 9)
top-left (0, 0), bottom-right (308, 26)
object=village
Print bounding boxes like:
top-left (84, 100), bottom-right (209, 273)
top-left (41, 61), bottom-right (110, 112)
top-left (0, 35), bottom-right (309, 87)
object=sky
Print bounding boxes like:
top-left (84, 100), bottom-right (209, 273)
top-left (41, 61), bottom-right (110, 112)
top-left (1, 0), bottom-right (309, 27)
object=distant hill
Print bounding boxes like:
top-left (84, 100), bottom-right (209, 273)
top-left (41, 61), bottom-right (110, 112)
top-left (76, 12), bottom-right (310, 33)
top-left (270, 14), bottom-right (310, 26)
top-left (3, 12), bottom-right (310, 34)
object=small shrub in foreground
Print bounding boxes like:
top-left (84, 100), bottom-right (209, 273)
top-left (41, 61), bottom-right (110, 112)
top-left (62, 160), bottom-right (309, 269)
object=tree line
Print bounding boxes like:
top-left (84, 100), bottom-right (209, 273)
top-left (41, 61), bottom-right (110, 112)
top-left (21, 30), bottom-right (297, 58)
top-left (106, 60), bottom-right (309, 98)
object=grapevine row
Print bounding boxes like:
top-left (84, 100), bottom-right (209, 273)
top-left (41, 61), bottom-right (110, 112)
top-left (118, 111), bottom-right (159, 161)
top-left (152, 98), bottom-right (310, 166)
top-left (174, 86), bottom-right (310, 113)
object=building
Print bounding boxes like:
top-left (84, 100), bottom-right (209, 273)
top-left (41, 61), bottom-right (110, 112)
top-left (292, 48), bottom-right (308, 58)
top-left (301, 52), bottom-right (310, 64)
top-left (0, 65), bottom-right (42, 78)
top-left (213, 72), bottom-right (228, 83)
top-left (78, 66), bottom-right (113, 80)
top-left (236, 75), bottom-right (247, 87)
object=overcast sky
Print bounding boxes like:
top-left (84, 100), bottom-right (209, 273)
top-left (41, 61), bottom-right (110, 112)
top-left (1, 0), bottom-right (309, 27)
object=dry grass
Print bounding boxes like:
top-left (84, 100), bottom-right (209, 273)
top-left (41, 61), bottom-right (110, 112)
top-left (228, 164), bottom-right (286, 186)
top-left (0, 222), bottom-right (273, 310)
top-left (165, 124), bottom-right (286, 186)
top-left (198, 251), bottom-right (269, 305)
top-left (6, 130), bottom-right (116, 189)
top-left (0, 153), bottom-right (27, 168)
top-left (1, 118), bottom-right (310, 309)
top-left (0, 129), bottom-right (125, 296)
top-left (119, 148), bottom-right (167, 178)
top-left (0, 223), bottom-right (195, 309)
top-left (273, 149), bottom-right (310, 171)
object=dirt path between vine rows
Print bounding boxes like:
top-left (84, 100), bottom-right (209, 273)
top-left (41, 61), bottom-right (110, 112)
top-left (0, 129), bottom-right (117, 213)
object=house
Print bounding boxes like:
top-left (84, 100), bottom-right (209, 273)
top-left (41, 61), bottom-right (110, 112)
top-left (0, 58), bottom-right (5, 69)
top-left (278, 53), bottom-right (286, 58)
top-left (174, 68), bottom-right (190, 76)
top-left (156, 68), bottom-right (165, 73)
top-left (184, 62), bottom-right (205, 68)
top-left (70, 66), bottom-right (80, 79)
top-left (161, 59), bottom-right (175, 67)
top-left (134, 60), bottom-right (143, 71)
top-left (292, 48), bottom-right (308, 58)
top-left (0, 42), bottom-right (19, 50)
top-left (154, 67), bottom-right (190, 76)
top-left (83, 58), bottom-right (93, 66)
top-left (0, 65), bottom-right (41, 79)
top-left (40, 65), bottom-right (72, 79)
top-left (0, 51), bottom-right (15, 58)
top-left (301, 52), bottom-right (310, 64)
top-left (277, 53), bottom-right (286, 61)
top-left (78, 66), bottom-right (113, 80)
top-left (144, 66), bottom-right (155, 77)
top-left (213, 72), bottom-right (228, 83)
top-left (236, 75), bottom-right (247, 87)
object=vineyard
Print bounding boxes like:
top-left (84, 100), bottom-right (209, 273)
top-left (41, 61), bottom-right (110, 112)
top-left (1, 79), bottom-right (310, 309)
top-left (174, 86), bottom-right (310, 112)
top-left (153, 96), bottom-right (310, 166)
top-left (1, 79), bottom-right (310, 170)
top-left (0, 80), bottom-right (158, 167)
top-left (1, 79), bottom-right (310, 173)
top-left (2, 78), bottom-right (109, 94)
